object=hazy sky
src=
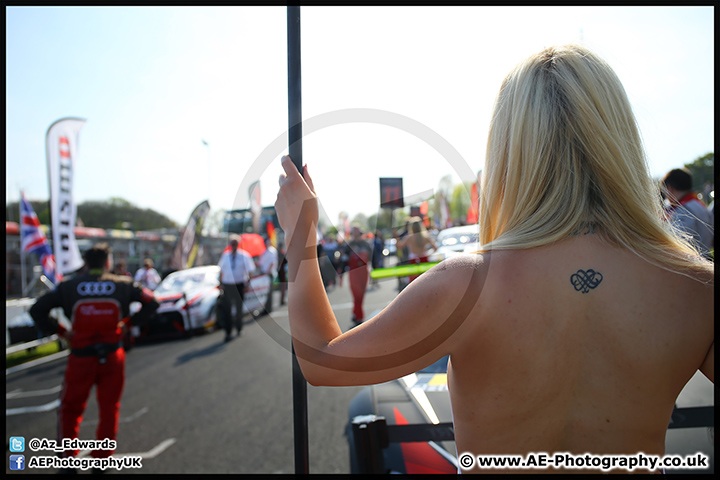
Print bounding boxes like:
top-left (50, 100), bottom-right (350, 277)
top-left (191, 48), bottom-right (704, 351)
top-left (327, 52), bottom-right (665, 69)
top-left (6, 6), bottom-right (714, 228)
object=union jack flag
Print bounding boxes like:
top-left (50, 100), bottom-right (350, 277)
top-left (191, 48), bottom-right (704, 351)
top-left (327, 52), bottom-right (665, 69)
top-left (20, 191), bottom-right (62, 286)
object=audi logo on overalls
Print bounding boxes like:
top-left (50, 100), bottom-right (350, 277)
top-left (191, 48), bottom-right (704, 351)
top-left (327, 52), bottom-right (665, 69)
top-left (77, 282), bottom-right (116, 296)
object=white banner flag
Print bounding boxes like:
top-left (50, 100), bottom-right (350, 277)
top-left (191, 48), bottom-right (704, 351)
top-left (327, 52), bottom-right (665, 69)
top-left (46, 117), bottom-right (86, 275)
top-left (248, 180), bottom-right (261, 234)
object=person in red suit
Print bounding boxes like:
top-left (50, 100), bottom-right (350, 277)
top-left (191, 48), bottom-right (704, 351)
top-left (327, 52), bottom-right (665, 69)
top-left (30, 243), bottom-right (158, 469)
top-left (343, 226), bottom-right (374, 325)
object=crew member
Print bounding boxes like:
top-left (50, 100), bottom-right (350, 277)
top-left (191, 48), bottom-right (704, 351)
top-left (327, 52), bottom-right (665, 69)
top-left (29, 243), bottom-right (158, 469)
top-left (218, 235), bottom-right (256, 340)
top-left (343, 225), bottom-right (373, 324)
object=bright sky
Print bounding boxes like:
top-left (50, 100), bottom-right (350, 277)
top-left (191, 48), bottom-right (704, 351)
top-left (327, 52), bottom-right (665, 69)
top-left (6, 6), bottom-right (714, 229)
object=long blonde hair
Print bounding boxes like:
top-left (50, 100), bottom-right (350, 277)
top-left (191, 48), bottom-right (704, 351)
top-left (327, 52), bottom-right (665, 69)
top-left (479, 44), bottom-right (711, 278)
top-left (408, 216), bottom-right (432, 250)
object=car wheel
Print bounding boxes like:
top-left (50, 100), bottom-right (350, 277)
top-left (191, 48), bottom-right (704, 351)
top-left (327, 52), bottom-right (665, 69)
top-left (173, 318), bottom-right (189, 338)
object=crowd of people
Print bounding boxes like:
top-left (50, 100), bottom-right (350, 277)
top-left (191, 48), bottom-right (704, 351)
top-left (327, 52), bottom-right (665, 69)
top-left (311, 216), bottom-right (447, 325)
top-left (309, 164), bottom-right (716, 329)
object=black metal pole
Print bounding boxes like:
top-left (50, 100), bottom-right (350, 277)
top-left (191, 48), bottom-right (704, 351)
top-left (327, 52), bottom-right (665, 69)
top-left (288, 6), bottom-right (303, 173)
top-left (287, 5), bottom-right (309, 475)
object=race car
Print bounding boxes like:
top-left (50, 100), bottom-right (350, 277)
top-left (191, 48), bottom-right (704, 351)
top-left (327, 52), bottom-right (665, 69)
top-left (346, 355), bottom-right (458, 474)
top-left (139, 264), bottom-right (273, 339)
top-left (428, 224), bottom-right (480, 262)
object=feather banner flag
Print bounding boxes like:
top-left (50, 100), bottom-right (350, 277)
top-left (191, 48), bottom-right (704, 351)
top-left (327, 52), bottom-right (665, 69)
top-left (170, 200), bottom-right (211, 270)
top-left (46, 117), bottom-right (86, 274)
top-left (248, 180), bottom-right (262, 234)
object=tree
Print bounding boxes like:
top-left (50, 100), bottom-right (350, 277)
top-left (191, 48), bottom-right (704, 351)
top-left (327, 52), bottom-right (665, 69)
top-left (203, 208), bottom-right (226, 236)
top-left (6, 200), bottom-right (50, 224)
top-left (367, 208), bottom-right (395, 234)
top-left (6, 197), bottom-right (178, 230)
top-left (76, 198), bottom-right (178, 230)
top-left (450, 183), bottom-right (472, 225)
top-left (351, 213), bottom-right (370, 232)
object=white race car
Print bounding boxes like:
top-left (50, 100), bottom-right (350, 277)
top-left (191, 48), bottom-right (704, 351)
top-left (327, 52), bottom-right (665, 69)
top-left (428, 224), bottom-right (481, 262)
top-left (140, 265), bottom-right (273, 339)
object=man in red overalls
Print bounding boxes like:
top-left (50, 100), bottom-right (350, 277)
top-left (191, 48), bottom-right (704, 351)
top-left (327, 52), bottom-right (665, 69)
top-left (343, 226), bottom-right (374, 325)
top-left (30, 243), bottom-right (158, 470)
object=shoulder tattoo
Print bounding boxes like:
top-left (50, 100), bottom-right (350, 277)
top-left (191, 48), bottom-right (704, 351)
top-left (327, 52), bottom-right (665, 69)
top-left (570, 269), bottom-right (603, 293)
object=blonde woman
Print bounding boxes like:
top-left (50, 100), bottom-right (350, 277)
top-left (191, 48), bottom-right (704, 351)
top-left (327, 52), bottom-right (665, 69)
top-left (396, 216), bottom-right (438, 283)
top-left (275, 45), bottom-right (713, 473)
top-left (396, 216), bottom-right (438, 260)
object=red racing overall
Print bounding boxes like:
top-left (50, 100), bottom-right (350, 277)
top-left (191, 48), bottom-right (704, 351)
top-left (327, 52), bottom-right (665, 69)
top-left (345, 240), bottom-right (373, 322)
top-left (30, 270), bottom-right (157, 458)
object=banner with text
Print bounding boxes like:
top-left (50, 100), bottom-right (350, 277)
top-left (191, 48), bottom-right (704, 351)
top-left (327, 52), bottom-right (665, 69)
top-left (248, 180), bottom-right (262, 234)
top-left (46, 117), bottom-right (86, 275)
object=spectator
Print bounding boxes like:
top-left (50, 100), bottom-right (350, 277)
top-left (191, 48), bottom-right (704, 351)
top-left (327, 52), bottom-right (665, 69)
top-left (393, 217), bottom-right (412, 291)
top-left (661, 168), bottom-right (714, 259)
top-left (317, 243), bottom-right (338, 289)
top-left (335, 235), bottom-right (349, 287)
top-left (277, 244), bottom-right (288, 306)
top-left (112, 259), bottom-right (132, 278)
top-left (322, 234), bottom-right (341, 284)
top-left (134, 258), bottom-right (161, 290)
top-left (370, 230), bottom-right (385, 286)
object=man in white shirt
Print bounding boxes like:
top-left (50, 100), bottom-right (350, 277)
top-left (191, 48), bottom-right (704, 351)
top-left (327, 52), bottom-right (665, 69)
top-left (134, 258), bottom-right (161, 290)
top-left (217, 235), bottom-right (256, 341)
top-left (259, 237), bottom-right (278, 279)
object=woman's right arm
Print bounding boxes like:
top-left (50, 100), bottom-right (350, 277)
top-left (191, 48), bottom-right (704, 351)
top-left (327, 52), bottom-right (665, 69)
top-left (275, 156), bottom-right (487, 386)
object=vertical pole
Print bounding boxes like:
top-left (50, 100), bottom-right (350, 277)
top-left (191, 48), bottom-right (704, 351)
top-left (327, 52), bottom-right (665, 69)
top-left (288, 6), bottom-right (303, 172)
top-left (287, 5), bottom-right (309, 475)
top-left (351, 415), bottom-right (389, 474)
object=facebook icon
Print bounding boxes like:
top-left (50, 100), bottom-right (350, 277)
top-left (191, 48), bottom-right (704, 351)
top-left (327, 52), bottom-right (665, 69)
top-left (9, 454), bottom-right (25, 470)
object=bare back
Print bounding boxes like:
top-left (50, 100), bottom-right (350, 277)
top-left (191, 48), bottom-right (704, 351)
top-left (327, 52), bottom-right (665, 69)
top-left (446, 234), bottom-right (714, 472)
top-left (399, 232), bottom-right (435, 257)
